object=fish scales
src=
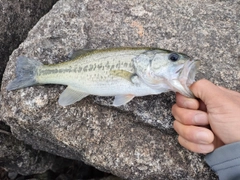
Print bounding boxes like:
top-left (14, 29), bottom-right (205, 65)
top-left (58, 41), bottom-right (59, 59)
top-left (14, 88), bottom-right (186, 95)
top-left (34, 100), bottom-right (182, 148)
top-left (7, 47), bottom-right (200, 106)
top-left (36, 49), bottom-right (152, 96)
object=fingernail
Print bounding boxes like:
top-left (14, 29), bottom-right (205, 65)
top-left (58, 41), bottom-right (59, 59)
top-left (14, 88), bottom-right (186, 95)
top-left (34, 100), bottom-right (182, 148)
top-left (199, 144), bottom-right (214, 153)
top-left (196, 131), bottom-right (209, 144)
top-left (194, 113), bottom-right (207, 124)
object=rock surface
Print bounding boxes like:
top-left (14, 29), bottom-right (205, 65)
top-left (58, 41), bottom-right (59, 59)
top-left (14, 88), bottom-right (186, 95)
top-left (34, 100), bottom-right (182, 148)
top-left (1, 0), bottom-right (239, 179)
top-left (0, 120), bottom-right (109, 179)
top-left (0, 121), bottom-right (55, 175)
top-left (0, 0), bottom-right (68, 177)
top-left (0, 0), bottom-right (59, 83)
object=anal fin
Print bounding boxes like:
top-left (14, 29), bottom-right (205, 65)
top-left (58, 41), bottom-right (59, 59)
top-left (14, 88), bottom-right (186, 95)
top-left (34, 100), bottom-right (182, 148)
top-left (113, 94), bottom-right (135, 106)
top-left (58, 86), bottom-right (89, 107)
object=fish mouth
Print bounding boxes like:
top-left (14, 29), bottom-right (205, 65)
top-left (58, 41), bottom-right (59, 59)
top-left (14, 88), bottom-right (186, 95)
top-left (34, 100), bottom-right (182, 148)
top-left (182, 60), bottom-right (200, 86)
top-left (177, 59), bottom-right (200, 97)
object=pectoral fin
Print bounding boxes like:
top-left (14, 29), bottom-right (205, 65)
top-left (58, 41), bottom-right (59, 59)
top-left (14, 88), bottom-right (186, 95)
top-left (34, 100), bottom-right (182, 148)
top-left (58, 86), bottom-right (89, 107)
top-left (130, 74), bottom-right (141, 86)
top-left (113, 94), bottom-right (135, 106)
top-left (110, 70), bottom-right (135, 82)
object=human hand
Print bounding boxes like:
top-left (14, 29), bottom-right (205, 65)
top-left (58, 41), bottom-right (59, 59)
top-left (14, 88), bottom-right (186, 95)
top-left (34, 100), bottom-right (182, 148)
top-left (172, 79), bottom-right (240, 153)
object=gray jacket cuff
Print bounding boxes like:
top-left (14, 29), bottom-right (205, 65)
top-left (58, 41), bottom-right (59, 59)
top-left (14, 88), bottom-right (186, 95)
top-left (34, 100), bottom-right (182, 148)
top-left (205, 142), bottom-right (240, 180)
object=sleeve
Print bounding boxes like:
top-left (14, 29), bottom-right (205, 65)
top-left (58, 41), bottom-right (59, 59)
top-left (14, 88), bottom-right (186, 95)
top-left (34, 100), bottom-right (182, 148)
top-left (205, 142), bottom-right (240, 180)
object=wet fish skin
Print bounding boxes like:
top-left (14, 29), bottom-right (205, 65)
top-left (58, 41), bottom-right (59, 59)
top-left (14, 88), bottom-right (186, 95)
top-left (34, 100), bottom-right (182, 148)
top-left (7, 47), bottom-right (199, 106)
top-left (132, 49), bottom-right (200, 97)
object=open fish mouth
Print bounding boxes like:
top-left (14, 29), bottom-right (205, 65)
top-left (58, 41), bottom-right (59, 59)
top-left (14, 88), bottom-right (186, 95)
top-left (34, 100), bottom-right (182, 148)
top-left (177, 59), bottom-right (200, 97)
top-left (181, 59), bottom-right (200, 86)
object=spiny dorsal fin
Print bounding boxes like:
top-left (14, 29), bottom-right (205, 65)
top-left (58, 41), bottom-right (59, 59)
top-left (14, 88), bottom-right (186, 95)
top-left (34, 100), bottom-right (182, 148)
top-left (68, 49), bottom-right (96, 59)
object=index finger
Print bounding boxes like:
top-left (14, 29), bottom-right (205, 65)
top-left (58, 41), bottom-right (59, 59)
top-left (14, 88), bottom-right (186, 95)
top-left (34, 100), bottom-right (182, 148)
top-left (176, 93), bottom-right (199, 110)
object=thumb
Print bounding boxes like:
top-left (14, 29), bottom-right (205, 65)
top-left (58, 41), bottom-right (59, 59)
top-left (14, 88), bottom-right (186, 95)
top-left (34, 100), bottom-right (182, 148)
top-left (190, 79), bottom-right (225, 106)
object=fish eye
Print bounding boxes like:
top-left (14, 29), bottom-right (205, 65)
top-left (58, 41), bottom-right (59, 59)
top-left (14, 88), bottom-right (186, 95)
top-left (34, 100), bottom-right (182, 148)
top-left (168, 53), bottom-right (180, 62)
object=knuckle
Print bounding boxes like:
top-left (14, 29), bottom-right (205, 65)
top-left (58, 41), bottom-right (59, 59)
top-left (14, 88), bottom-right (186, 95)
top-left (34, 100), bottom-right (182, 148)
top-left (179, 111), bottom-right (193, 125)
top-left (181, 112), bottom-right (191, 124)
top-left (171, 104), bottom-right (180, 119)
top-left (182, 128), bottom-right (192, 139)
top-left (173, 121), bottom-right (180, 132)
top-left (171, 104), bottom-right (177, 114)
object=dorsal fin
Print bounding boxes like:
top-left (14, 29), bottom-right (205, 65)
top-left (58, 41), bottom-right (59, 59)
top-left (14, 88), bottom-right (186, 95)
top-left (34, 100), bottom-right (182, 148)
top-left (68, 49), bottom-right (96, 59)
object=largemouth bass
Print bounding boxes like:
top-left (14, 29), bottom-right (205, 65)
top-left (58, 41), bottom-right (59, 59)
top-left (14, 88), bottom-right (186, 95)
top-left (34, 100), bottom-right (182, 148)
top-left (7, 47), bottom-right (200, 106)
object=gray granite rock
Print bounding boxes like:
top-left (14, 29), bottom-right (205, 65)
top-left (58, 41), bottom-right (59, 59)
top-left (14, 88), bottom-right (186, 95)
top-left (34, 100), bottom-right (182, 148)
top-left (0, 0), bottom-right (63, 176)
top-left (0, 123), bottom-right (106, 179)
top-left (0, 0), bottom-right (59, 83)
top-left (0, 122), bottom-right (56, 175)
top-left (1, 0), bottom-right (239, 179)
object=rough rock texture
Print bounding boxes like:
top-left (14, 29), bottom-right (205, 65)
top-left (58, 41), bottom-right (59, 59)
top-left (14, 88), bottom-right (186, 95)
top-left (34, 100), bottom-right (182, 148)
top-left (0, 120), bottom-right (108, 179)
top-left (0, 0), bottom-right (62, 177)
top-left (0, 0), bottom-right (59, 83)
top-left (0, 121), bottom-right (55, 175)
top-left (1, 0), bottom-right (239, 179)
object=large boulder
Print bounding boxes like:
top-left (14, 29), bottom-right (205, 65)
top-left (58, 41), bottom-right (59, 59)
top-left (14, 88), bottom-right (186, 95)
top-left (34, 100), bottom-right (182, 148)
top-left (0, 0), bottom-right (59, 82)
top-left (0, 0), bottom-right (62, 177)
top-left (0, 121), bottom-right (56, 175)
top-left (1, 0), bottom-right (238, 179)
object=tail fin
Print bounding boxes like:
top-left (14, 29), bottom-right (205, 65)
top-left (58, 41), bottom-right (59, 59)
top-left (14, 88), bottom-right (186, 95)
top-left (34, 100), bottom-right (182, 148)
top-left (7, 56), bottom-right (43, 91)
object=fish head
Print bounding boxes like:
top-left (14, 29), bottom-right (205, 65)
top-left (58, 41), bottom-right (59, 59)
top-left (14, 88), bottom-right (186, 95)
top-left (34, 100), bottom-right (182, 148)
top-left (132, 49), bottom-right (200, 97)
